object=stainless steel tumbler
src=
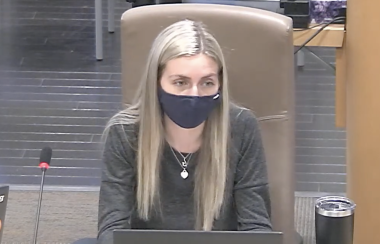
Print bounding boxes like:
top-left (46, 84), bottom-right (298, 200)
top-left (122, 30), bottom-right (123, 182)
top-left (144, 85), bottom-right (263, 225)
top-left (315, 196), bottom-right (356, 244)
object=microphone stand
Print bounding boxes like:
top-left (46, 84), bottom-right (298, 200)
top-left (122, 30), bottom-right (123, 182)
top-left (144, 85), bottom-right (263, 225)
top-left (33, 167), bottom-right (47, 244)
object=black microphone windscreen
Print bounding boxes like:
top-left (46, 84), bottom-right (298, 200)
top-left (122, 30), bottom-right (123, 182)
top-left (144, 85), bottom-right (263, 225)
top-left (39, 147), bottom-right (52, 165)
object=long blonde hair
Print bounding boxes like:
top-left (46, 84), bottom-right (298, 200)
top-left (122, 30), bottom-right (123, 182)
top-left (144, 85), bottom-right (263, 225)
top-left (104, 19), bottom-right (230, 231)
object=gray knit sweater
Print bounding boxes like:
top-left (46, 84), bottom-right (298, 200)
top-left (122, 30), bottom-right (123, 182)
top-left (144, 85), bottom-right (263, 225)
top-left (97, 105), bottom-right (272, 244)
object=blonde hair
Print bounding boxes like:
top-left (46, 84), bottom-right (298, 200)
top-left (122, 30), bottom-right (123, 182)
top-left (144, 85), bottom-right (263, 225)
top-left (104, 19), bottom-right (230, 230)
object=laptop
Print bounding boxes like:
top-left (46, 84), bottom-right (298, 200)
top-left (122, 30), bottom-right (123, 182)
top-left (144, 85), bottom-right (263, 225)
top-left (114, 229), bottom-right (283, 244)
top-left (0, 185), bottom-right (9, 243)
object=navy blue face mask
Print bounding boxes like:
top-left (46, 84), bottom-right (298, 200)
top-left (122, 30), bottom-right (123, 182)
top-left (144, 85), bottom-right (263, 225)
top-left (158, 88), bottom-right (221, 129)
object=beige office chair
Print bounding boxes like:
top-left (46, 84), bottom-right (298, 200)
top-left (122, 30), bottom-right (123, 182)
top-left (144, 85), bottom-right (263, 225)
top-left (120, 4), bottom-right (298, 244)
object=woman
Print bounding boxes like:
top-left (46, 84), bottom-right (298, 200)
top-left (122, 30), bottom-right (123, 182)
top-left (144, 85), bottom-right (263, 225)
top-left (97, 19), bottom-right (272, 244)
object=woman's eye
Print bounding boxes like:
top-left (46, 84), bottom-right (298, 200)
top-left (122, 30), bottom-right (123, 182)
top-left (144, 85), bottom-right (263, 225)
top-left (174, 80), bottom-right (186, 86)
top-left (203, 80), bottom-right (215, 86)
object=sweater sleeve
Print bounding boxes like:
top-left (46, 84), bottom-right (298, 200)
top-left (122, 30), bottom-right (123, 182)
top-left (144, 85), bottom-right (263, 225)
top-left (233, 109), bottom-right (272, 231)
top-left (97, 125), bottom-right (136, 244)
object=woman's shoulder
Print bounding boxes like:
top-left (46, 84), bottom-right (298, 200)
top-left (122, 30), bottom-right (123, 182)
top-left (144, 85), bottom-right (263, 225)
top-left (105, 107), bottom-right (140, 142)
top-left (104, 121), bottom-right (139, 152)
top-left (229, 103), bottom-right (260, 132)
top-left (107, 123), bottom-right (138, 138)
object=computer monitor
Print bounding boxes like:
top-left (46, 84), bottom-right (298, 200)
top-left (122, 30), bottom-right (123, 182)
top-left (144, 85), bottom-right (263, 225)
top-left (0, 185), bottom-right (9, 243)
top-left (114, 229), bottom-right (283, 244)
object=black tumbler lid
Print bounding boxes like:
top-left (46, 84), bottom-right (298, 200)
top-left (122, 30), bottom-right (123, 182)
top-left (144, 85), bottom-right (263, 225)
top-left (315, 196), bottom-right (356, 217)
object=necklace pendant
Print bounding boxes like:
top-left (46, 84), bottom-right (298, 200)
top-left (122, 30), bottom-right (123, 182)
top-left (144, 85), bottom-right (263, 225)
top-left (182, 161), bottom-right (188, 167)
top-left (180, 169), bottom-right (189, 179)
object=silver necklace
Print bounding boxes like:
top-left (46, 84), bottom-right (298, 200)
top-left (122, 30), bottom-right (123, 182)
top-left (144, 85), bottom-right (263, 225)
top-left (170, 146), bottom-right (193, 179)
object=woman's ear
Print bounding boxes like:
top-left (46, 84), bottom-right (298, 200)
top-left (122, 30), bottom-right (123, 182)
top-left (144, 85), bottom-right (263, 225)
top-left (157, 64), bottom-right (166, 81)
top-left (218, 68), bottom-right (223, 83)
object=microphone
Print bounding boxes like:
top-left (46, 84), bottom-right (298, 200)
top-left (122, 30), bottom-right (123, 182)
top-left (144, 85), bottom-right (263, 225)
top-left (32, 147), bottom-right (52, 244)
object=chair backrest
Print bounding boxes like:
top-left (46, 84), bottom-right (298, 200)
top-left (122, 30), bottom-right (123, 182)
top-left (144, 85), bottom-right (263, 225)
top-left (120, 4), bottom-right (296, 244)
